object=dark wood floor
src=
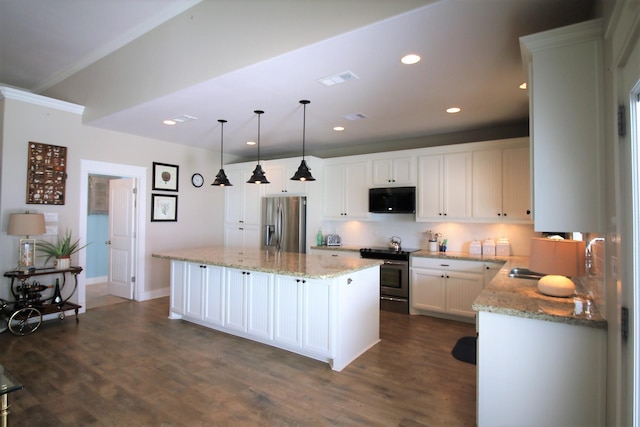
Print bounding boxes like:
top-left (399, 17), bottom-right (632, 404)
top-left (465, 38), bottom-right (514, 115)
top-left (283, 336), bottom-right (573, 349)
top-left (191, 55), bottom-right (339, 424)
top-left (1, 298), bottom-right (477, 426)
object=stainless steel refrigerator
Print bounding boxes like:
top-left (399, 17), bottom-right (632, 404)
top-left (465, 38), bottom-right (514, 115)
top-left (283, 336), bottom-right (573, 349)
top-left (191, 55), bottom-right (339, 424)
top-left (262, 196), bottom-right (307, 253)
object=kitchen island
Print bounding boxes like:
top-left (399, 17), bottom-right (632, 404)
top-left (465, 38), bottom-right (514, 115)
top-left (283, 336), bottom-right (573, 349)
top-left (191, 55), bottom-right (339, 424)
top-left (153, 247), bottom-right (382, 371)
top-left (472, 258), bottom-right (607, 427)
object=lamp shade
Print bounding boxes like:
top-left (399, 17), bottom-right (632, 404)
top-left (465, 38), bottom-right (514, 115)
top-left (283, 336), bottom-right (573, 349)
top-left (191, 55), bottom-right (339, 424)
top-left (529, 237), bottom-right (586, 297)
top-left (7, 213), bottom-right (46, 236)
top-left (529, 237), bottom-right (586, 277)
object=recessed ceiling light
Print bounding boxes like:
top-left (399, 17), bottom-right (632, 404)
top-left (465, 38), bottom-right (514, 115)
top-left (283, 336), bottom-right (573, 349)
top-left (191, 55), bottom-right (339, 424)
top-left (163, 119), bottom-right (177, 126)
top-left (519, 82), bottom-right (527, 89)
top-left (333, 126), bottom-right (345, 132)
top-left (246, 141), bottom-right (256, 146)
top-left (446, 107), bottom-right (461, 114)
top-left (401, 54), bottom-right (421, 65)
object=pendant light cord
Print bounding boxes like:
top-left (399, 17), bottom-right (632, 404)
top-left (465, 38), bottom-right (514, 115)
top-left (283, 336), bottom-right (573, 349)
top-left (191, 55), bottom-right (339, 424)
top-left (302, 102), bottom-right (306, 159)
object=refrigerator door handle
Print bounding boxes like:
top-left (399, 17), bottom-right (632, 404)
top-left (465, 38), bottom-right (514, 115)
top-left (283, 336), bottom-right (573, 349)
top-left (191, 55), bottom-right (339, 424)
top-left (277, 203), bottom-right (283, 250)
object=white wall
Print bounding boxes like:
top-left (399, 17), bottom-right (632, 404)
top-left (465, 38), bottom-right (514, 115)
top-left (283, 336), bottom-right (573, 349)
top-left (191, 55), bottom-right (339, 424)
top-left (0, 93), bottom-right (225, 301)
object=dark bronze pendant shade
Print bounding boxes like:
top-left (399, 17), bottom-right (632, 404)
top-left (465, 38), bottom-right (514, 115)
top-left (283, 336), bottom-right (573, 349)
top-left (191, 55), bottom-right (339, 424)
top-left (247, 110), bottom-right (270, 184)
top-left (211, 119), bottom-right (232, 186)
top-left (291, 100), bottom-right (315, 181)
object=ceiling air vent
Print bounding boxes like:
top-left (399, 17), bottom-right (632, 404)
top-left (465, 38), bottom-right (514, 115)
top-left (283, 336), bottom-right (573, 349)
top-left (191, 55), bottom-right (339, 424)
top-left (344, 113), bottom-right (367, 121)
top-left (317, 71), bottom-right (359, 87)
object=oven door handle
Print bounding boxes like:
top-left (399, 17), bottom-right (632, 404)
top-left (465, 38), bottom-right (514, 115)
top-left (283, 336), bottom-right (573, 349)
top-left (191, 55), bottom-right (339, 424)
top-left (382, 260), bottom-right (407, 266)
top-left (381, 296), bottom-right (408, 302)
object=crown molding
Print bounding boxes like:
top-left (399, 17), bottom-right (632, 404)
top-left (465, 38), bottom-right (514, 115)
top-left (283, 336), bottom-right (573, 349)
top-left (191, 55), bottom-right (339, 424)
top-left (0, 86), bottom-right (85, 115)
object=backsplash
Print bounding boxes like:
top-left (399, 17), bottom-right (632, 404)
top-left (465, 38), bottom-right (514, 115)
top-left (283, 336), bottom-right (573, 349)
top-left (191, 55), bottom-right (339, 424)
top-left (321, 215), bottom-right (540, 256)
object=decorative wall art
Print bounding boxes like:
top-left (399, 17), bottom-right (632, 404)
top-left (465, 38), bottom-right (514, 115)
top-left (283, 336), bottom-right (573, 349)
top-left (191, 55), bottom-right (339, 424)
top-left (26, 142), bottom-right (67, 205)
top-left (152, 162), bottom-right (179, 192)
top-left (151, 194), bottom-right (178, 222)
top-left (88, 175), bottom-right (115, 215)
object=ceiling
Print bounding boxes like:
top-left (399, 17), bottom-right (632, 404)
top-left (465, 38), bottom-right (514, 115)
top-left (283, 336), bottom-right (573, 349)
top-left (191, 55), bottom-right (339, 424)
top-left (0, 0), bottom-right (597, 162)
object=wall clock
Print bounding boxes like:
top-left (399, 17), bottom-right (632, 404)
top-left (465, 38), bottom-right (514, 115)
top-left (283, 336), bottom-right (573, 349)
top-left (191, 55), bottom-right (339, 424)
top-left (191, 173), bottom-right (204, 188)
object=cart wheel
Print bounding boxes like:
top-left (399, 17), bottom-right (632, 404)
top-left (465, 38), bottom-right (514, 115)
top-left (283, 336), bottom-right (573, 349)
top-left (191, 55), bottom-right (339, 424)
top-left (0, 299), bottom-right (8, 334)
top-left (59, 312), bottom-right (65, 320)
top-left (8, 307), bottom-right (42, 336)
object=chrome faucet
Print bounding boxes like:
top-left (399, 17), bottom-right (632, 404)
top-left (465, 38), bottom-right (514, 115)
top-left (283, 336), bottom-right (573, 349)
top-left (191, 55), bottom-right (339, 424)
top-left (585, 237), bottom-right (605, 277)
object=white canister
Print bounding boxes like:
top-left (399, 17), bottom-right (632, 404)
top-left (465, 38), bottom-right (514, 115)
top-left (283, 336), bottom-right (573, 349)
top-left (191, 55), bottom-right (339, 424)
top-left (469, 240), bottom-right (482, 255)
top-left (482, 239), bottom-right (495, 256)
top-left (428, 240), bottom-right (438, 252)
top-left (496, 238), bottom-right (511, 256)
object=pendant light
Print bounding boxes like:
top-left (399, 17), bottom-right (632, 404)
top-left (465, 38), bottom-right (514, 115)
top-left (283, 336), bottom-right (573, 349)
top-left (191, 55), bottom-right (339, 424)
top-left (211, 119), bottom-right (232, 186)
top-left (247, 110), bottom-right (270, 184)
top-left (291, 99), bottom-right (315, 181)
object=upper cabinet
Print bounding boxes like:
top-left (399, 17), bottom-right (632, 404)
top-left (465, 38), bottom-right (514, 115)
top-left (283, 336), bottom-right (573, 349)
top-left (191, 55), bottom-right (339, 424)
top-left (224, 164), bottom-right (262, 226)
top-left (262, 157), bottom-right (321, 195)
top-left (472, 139), bottom-right (531, 223)
top-left (371, 156), bottom-right (416, 187)
top-left (322, 160), bottom-right (369, 220)
top-left (417, 151), bottom-right (471, 222)
top-left (521, 19), bottom-right (604, 232)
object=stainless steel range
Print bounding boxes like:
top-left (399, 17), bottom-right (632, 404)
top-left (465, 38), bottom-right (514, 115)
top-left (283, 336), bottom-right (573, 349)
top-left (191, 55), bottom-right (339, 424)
top-left (360, 247), bottom-right (419, 314)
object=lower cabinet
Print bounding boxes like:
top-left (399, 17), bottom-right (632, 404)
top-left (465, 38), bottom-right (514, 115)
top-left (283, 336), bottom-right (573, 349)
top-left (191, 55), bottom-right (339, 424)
top-left (168, 260), bottom-right (379, 371)
top-left (410, 257), bottom-right (484, 320)
top-left (477, 311), bottom-right (606, 426)
top-left (273, 275), bottom-right (332, 356)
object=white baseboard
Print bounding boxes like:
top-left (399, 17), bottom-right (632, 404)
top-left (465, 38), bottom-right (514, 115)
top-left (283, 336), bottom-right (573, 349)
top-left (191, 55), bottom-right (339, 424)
top-left (85, 276), bottom-right (108, 286)
top-left (138, 287), bottom-right (170, 302)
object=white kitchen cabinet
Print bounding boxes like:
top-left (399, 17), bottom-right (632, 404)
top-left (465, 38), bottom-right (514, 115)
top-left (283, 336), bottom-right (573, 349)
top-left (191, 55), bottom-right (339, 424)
top-left (246, 270), bottom-right (273, 340)
top-left (168, 260), bottom-right (380, 371)
top-left (224, 223), bottom-right (260, 250)
top-left (472, 141), bottom-right (531, 222)
top-left (371, 157), bottom-right (416, 186)
top-left (224, 164), bottom-right (262, 228)
top-left (170, 261), bottom-right (225, 325)
top-left (520, 19), bottom-right (604, 232)
top-left (416, 152), bottom-right (471, 221)
top-left (322, 160), bottom-right (369, 220)
top-left (203, 265), bottom-right (225, 326)
top-left (224, 268), bottom-right (272, 338)
top-left (273, 275), bottom-right (332, 357)
top-left (262, 159), bottom-right (313, 195)
top-left (410, 257), bottom-right (484, 320)
top-left (482, 262), bottom-right (502, 285)
top-left (169, 260), bottom-right (187, 318)
top-left (477, 311), bottom-right (606, 426)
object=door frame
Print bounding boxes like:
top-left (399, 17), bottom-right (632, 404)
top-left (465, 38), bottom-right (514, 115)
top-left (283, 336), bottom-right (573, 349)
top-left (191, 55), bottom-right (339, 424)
top-left (78, 160), bottom-right (147, 307)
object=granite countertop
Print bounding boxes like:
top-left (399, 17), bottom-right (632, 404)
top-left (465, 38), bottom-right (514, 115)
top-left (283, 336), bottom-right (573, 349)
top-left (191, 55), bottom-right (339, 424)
top-left (411, 250), bottom-right (509, 263)
top-left (152, 247), bottom-right (382, 279)
top-left (472, 257), bottom-right (607, 329)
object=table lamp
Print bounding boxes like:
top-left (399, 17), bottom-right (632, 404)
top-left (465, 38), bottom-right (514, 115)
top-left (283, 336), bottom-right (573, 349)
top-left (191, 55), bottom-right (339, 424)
top-left (7, 212), bottom-right (46, 272)
top-left (529, 236), bottom-right (586, 297)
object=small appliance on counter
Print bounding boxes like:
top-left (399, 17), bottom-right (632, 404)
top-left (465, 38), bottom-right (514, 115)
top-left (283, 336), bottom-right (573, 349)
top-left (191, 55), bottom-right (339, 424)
top-left (326, 234), bottom-right (341, 246)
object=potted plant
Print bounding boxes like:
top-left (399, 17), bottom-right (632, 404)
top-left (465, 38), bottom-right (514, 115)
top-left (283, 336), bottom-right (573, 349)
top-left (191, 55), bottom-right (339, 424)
top-left (36, 229), bottom-right (89, 269)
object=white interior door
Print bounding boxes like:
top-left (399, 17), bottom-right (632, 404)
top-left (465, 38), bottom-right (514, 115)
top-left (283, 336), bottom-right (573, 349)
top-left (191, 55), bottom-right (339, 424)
top-left (107, 178), bottom-right (136, 299)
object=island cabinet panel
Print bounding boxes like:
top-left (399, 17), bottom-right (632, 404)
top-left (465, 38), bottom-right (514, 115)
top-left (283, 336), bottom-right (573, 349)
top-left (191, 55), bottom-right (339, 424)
top-left (167, 257), bottom-right (380, 372)
top-left (302, 279), bottom-right (332, 356)
top-left (169, 261), bottom-right (187, 318)
top-left (273, 276), bottom-right (302, 347)
top-left (246, 271), bottom-right (273, 340)
top-left (203, 266), bottom-right (225, 326)
top-left (225, 268), bottom-right (247, 333)
top-left (477, 311), bottom-right (606, 426)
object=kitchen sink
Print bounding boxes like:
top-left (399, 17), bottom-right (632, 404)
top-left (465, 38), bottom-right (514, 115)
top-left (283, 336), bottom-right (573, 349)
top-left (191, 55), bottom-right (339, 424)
top-left (508, 268), bottom-right (545, 280)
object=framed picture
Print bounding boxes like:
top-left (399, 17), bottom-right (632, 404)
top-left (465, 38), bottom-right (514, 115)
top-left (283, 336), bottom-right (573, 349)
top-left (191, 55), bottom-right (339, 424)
top-left (88, 175), bottom-right (110, 214)
top-left (26, 142), bottom-right (67, 205)
top-left (152, 162), bottom-right (179, 191)
top-left (151, 194), bottom-right (178, 222)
